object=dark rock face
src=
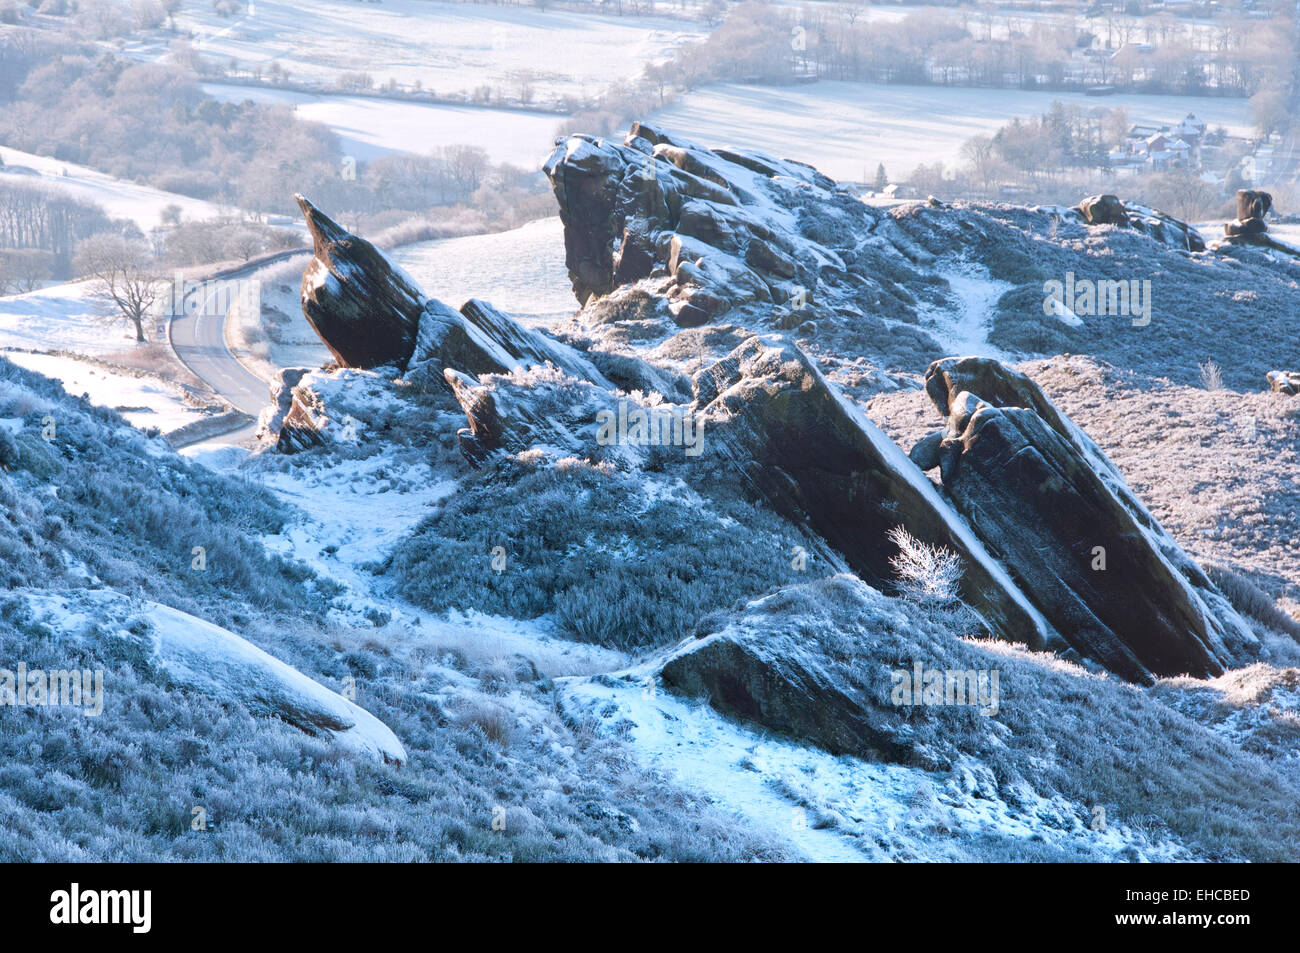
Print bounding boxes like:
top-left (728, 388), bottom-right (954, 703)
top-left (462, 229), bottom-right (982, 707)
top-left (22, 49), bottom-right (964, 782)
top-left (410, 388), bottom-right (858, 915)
top-left (543, 124), bottom-right (909, 333)
top-left (1224, 189), bottom-right (1274, 244)
top-left (917, 357), bottom-right (1252, 683)
top-left (694, 336), bottom-right (1058, 650)
top-left (256, 367), bottom-right (321, 453)
top-left (1237, 189), bottom-right (1273, 221)
top-left (1267, 370), bottom-right (1300, 396)
top-left (1077, 193), bottom-right (1129, 226)
top-left (297, 195), bottom-right (427, 370)
top-left (1067, 194), bottom-right (1206, 252)
top-left (659, 626), bottom-right (916, 765)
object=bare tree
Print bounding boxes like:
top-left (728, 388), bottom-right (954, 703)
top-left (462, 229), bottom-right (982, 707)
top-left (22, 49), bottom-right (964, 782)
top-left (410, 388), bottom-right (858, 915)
top-left (76, 234), bottom-right (161, 343)
top-left (0, 249), bottom-right (54, 295)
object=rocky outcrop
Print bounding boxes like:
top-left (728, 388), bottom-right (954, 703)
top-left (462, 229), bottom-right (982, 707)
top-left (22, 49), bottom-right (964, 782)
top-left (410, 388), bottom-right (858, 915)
top-left (256, 367), bottom-right (320, 453)
top-left (543, 123), bottom-right (916, 334)
top-left (650, 576), bottom-right (1005, 771)
top-left (1225, 189), bottom-right (1272, 242)
top-left (274, 198), bottom-right (613, 452)
top-left (693, 335), bottom-right (1059, 650)
top-left (408, 297), bottom-right (609, 389)
top-left (297, 194), bottom-right (609, 382)
top-left (1067, 193), bottom-right (1206, 252)
top-left (1267, 370), bottom-right (1300, 396)
top-left (442, 365), bottom-right (621, 467)
top-left (1077, 193), bottom-right (1129, 226)
top-left (297, 195), bottom-right (427, 370)
top-left (659, 622), bottom-right (917, 765)
top-left (915, 357), bottom-right (1254, 683)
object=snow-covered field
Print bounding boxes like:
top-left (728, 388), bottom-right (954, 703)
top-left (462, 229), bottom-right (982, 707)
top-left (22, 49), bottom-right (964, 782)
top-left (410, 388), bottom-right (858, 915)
top-left (391, 218), bottom-right (575, 324)
top-left (0, 145), bottom-right (235, 233)
top-left (650, 82), bottom-right (1254, 182)
top-left (148, 0), bottom-right (703, 102)
top-left (201, 83), bottom-right (564, 167)
top-left (201, 83), bottom-right (567, 168)
top-left (0, 281), bottom-right (147, 358)
top-left (1, 352), bottom-right (207, 434)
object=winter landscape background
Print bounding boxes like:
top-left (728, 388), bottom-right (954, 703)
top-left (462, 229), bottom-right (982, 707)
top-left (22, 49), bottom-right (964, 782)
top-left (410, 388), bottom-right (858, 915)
top-left (1, 0), bottom-right (1299, 863)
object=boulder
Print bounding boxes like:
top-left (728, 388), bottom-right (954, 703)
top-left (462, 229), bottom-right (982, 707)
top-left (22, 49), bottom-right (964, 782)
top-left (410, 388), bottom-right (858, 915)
top-left (659, 624), bottom-right (916, 764)
top-left (694, 336), bottom-right (1059, 650)
top-left (22, 589), bottom-right (406, 764)
top-left (1077, 193), bottom-right (1129, 226)
top-left (1223, 189), bottom-right (1274, 245)
top-left (1267, 370), bottom-right (1300, 396)
top-left (1069, 194), bottom-right (1206, 252)
top-left (296, 194), bottom-right (427, 370)
top-left (1237, 189), bottom-right (1273, 221)
top-left (919, 357), bottom-right (1253, 683)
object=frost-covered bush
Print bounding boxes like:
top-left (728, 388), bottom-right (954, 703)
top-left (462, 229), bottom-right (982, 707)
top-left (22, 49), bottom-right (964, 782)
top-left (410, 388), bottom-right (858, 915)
top-left (887, 525), bottom-right (964, 605)
top-left (385, 456), bottom-right (820, 650)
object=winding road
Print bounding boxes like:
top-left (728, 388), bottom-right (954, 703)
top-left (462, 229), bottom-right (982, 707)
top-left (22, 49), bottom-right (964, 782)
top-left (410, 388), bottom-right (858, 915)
top-left (168, 251), bottom-right (305, 445)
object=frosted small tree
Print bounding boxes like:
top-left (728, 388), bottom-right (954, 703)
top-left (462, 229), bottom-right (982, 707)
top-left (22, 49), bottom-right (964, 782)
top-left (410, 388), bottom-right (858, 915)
top-left (76, 234), bottom-right (161, 343)
top-left (873, 163), bottom-right (887, 191)
top-left (887, 525), bottom-right (964, 605)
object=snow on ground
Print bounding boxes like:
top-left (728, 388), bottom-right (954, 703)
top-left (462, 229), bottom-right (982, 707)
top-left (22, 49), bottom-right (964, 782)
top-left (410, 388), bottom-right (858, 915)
top-left (0, 281), bottom-right (154, 357)
top-left (1267, 223), bottom-right (1300, 251)
top-left (2, 351), bottom-right (208, 434)
top-left (918, 264), bottom-right (1014, 359)
top-left (560, 664), bottom-right (1192, 862)
top-left (0, 145), bottom-right (234, 232)
top-left (391, 218), bottom-right (575, 325)
top-left (201, 83), bottom-right (567, 168)
top-left (650, 82), bottom-right (1253, 182)
top-left (157, 0), bottom-right (703, 102)
top-left (188, 446), bottom-right (626, 678)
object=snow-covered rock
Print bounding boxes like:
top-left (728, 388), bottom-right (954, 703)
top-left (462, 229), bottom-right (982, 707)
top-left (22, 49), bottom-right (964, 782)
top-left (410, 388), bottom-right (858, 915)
top-left (918, 357), bottom-right (1254, 682)
top-left (20, 589), bottom-right (406, 764)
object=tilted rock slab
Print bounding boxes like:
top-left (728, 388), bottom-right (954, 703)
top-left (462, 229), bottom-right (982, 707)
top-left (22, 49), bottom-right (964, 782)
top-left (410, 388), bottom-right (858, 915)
top-left (917, 357), bottom-right (1254, 683)
top-left (297, 194), bottom-right (428, 370)
top-left (693, 335), bottom-right (1059, 650)
top-left (297, 194), bottom-right (608, 380)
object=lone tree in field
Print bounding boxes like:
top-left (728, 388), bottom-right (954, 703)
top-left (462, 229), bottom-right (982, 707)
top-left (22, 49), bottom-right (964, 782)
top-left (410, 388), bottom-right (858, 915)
top-left (76, 234), bottom-right (161, 343)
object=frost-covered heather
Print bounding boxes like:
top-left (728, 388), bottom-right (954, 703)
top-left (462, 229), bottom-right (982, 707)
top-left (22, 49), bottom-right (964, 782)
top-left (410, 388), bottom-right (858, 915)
top-left (0, 356), bottom-right (802, 862)
top-left (385, 456), bottom-right (823, 651)
top-left (580, 575), bottom-right (1300, 861)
